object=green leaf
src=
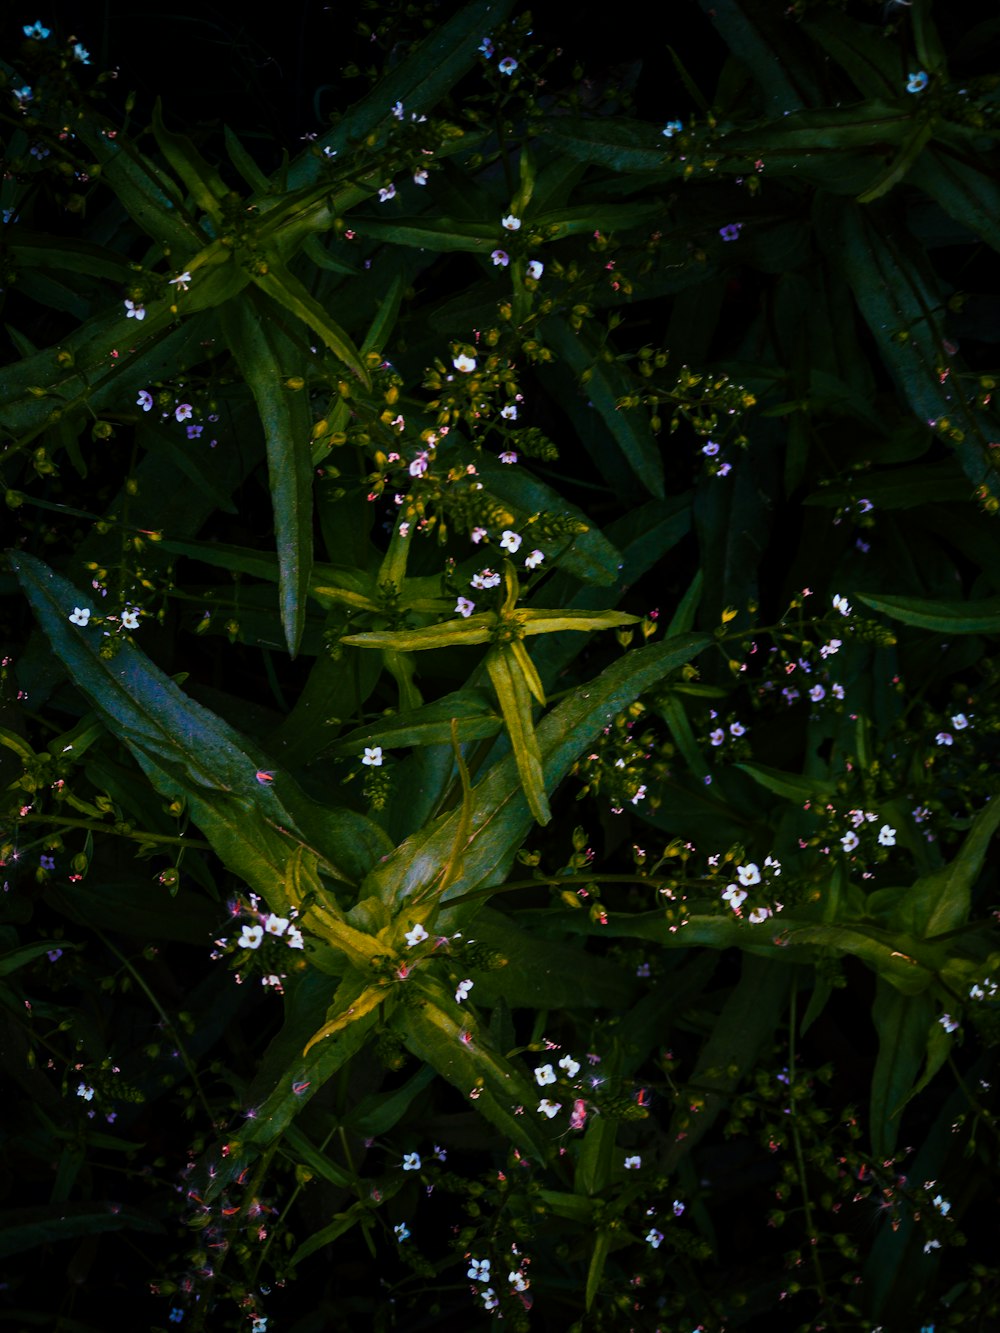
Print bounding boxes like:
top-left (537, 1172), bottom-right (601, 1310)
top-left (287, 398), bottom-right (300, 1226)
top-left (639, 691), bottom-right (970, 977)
top-left (0, 1202), bottom-right (162, 1258)
top-left (219, 291), bottom-right (314, 655)
top-left (152, 99), bottom-right (228, 219)
top-left (0, 941), bottom-right (76, 977)
top-left (281, 1124), bottom-right (355, 1191)
top-left (856, 591), bottom-right (1000, 635)
top-left (224, 125), bottom-right (272, 196)
top-left (487, 645), bottom-right (551, 827)
top-left (347, 1065), bottom-right (437, 1137)
top-left (870, 982), bottom-right (936, 1157)
top-left (585, 1229), bottom-right (613, 1312)
top-left (334, 690), bottom-right (503, 753)
top-left (735, 761), bottom-right (834, 803)
top-left (253, 259), bottom-right (370, 385)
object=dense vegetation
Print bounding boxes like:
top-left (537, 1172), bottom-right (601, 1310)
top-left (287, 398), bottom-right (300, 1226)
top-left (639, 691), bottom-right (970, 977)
top-left (3, 2), bottom-right (1000, 1329)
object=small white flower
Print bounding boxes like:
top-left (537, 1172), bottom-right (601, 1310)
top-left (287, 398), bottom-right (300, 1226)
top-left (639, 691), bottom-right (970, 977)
top-left (468, 1258), bottom-right (491, 1281)
top-left (69, 606), bottom-right (91, 626)
top-left (362, 746), bottom-right (383, 767)
top-left (535, 1063), bottom-right (556, 1086)
top-left (491, 249), bottom-right (510, 267)
top-left (23, 22), bottom-right (51, 38)
top-left (878, 824), bottom-right (896, 847)
top-left (624, 1155), bottom-right (641, 1169)
top-left (737, 862), bottom-right (761, 887)
top-left (524, 549), bottom-right (544, 570)
top-left (453, 353), bottom-right (477, 373)
top-left (924, 1239), bottom-right (941, 1253)
top-left (559, 1054), bottom-right (581, 1078)
top-left (722, 884), bottom-right (747, 910)
top-left (500, 404), bottom-right (518, 419)
top-left (709, 728), bottom-right (725, 746)
top-left (174, 403), bottom-right (193, 422)
top-left (402, 1151), bottom-right (421, 1171)
top-left (471, 527), bottom-right (487, 544)
top-left (537, 1098), bottom-right (561, 1118)
top-left (500, 529), bottom-right (522, 553)
top-left (646, 1228), bottom-right (664, 1249)
top-left (72, 43), bottom-right (90, 64)
top-left (730, 721), bottom-right (746, 737)
top-left (832, 683), bottom-right (845, 699)
top-left (482, 1289), bottom-right (499, 1311)
top-left (498, 57), bottom-right (518, 75)
top-left (841, 831), bottom-right (859, 853)
top-left (672, 1199), bottom-right (685, 1217)
top-left (820, 638), bottom-right (842, 658)
top-left (413, 168), bottom-right (428, 185)
top-left (238, 923), bottom-right (264, 950)
top-left (470, 570), bottom-right (500, 590)
top-left (479, 37), bottom-right (494, 57)
top-left (378, 184), bottom-right (396, 203)
top-left (508, 1270), bottom-right (529, 1292)
top-left (405, 923), bottom-right (429, 948)
top-left (286, 925), bottom-right (305, 950)
top-left (264, 913), bottom-right (289, 937)
top-left (455, 978), bottom-right (473, 1002)
top-left (169, 272), bottom-right (192, 291)
top-left (137, 390), bottom-right (153, 412)
top-left (124, 300), bottom-right (145, 320)
top-left (121, 609), bottom-right (140, 630)
top-left (932, 1194), bottom-right (951, 1216)
top-left (939, 1014), bottom-right (959, 1034)
top-left (832, 593), bottom-right (851, 616)
top-left (394, 1223), bottom-right (410, 1241)
top-left (501, 213), bottom-right (521, 230)
top-left (748, 906), bottom-right (772, 924)
top-left (456, 596), bottom-right (476, 618)
top-left (391, 101), bottom-right (404, 120)
top-left (970, 984), bottom-right (985, 1001)
top-left (809, 684), bottom-right (825, 702)
top-left (527, 259), bottom-right (544, 279)
top-left (662, 119), bottom-right (683, 137)
top-left (936, 732), bottom-right (953, 747)
top-left (765, 854), bottom-right (782, 875)
top-left (951, 713), bottom-right (969, 730)
top-left (631, 785), bottom-right (647, 804)
top-left (77, 1082), bottom-right (95, 1101)
top-left (499, 450), bottom-right (518, 464)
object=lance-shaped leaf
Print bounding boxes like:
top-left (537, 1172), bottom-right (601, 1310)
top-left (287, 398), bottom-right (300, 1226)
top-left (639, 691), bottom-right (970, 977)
top-left (362, 631), bottom-right (711, 912)
top-left (856, 591), bottom-right (1000, 635)
top-left (340, 606), bottom-right (639, 652)
top-left (253, 258), bottom-right (370, 386)
top-left (332, 689), bottom-right (502, 754)
top-left (9, 554), bottom-right (392, 913)
top-left (486, 643), bottom-right (549, 826)
top-left (219, 291), bottom-right (313, 656)
top-left (152, 99), bottom-right (229, 220)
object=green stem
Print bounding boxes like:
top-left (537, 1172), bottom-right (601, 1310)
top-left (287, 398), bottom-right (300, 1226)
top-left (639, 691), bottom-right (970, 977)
top-left (16, 812), bottom-right (211, 849)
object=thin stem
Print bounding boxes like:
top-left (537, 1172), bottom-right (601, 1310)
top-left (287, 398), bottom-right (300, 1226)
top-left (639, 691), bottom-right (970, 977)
top-left (16, 812), bottom-right (211, 849)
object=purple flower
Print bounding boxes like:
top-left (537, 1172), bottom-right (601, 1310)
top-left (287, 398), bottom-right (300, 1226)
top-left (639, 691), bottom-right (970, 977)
top-left (719, 223), bottom-right (743, 242)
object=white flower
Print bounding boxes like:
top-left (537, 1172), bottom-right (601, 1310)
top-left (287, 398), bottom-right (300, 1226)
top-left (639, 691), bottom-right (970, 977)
top-left (624, 1155), bottom-right (641, 1169)
top-left (362, 746), bottom-right (383, 767)
top-left (23, 22), bottom-right (51, 38)
top-left (508, 1270), bottom-right (529, 1292)
top-left (456, 596), bottom-right (476, 618)
top-left (924, 1239), bottom-right (941, 1254)
top-left (394, 1223), bottom-right (410, 1241)
top-left (500, 404), bottom-right (518, 419)
top-left (535, 1063), bottom-right (556, 1086)
top-left (479, 37), bottom-right (494, 57)
top-left (498, 57), bottom-right (518, 75)
top-left (121, 609), bottom-right (140, 630)
top-left (453, 353), bottom-right (476, 373)
top-left (455, 978), bottom-right (473, 1002)
top-left (662, 119), bottom-right (683, 137)
top-left (69, 606), bottom-right (91, 626)
top-left (672, 1200), bottom-right (685, 1217)
top-left (491, 249), bottom-right (510, 267)
top-left (730, 721), bottom-right (746, 736)
top-left (378, 184), bottom-right (396, 203)
top-left (72, 43), bottom-right (90, 63)
top-left (482, 1289), bottom-right (499, 1311)
top-left (471, 527), bottom-right (487, 544)
top-left (936, 732), bottom-right (953, 747)
top-left (832, 683), bottom-right (845, 699)
top-left (286, 925), bottom-right (305, 950)
top-left (402, 1151), bottom-right (421, 1171)
top-left (527, 260), bottom-right (544, 279)
top-left (748, 906), bottom-right (772, 924)
top-left (722, 884), bottom-right (747, 910)
top-left (559, 1054), bottom-right (581, 1078)
top-left (932, 1194), bottom-right (951, 1216)
top-left (820, 638), bottom-right (842, 658)
top-left (841, 831), bottom-right (859, 852)
top-left (174, 403), bottom-right (193, 422)
top-left (737, 863), bottom-right (761, 887)
top-left (471, 569), bottom-right (500, 590)
top-left (405, 923), bottom-right (429, 948)
top-left (878, 824), bottom-right (896, 846)
top-left (537, 1098), bottom-right (561, 1118)
top-left (391, 101), bottom-right (405, 120)
top-left (646, 1228), bottom-right (664, 1249)
top-left (939, 1014), bottom-right (959, 1034)
top-left (809, 684), bottom-right (825, 702)
top-left (169, 272), bottom-right (192, 291)
top-left (264, 913), bottom-right (289, 937)
top-left (631, 785), bottom-right (647, 804)
top-left (832, 594), bottom-right (851, 616)
top-left (409, 452), bottom-right (429, 477)
top-left (524, 549), bottom-right (544, 569)
top-left (77, 1082), bottom-right (95, 1101)
top-left (500, 529), bottom-right (522, 553)
top-left (238, 923), bottom-right (264, 950)
top-left (124, 300), bottom-right (145, 320)
top-left (137, 390), bottom-right (153, 412)
top-left (501, 213), bottom-right (521, 230)
top-left (952, 713), bottom-right (969, 730)
top-left (499, 450), bottom-right (518, 464)
top-left (468, 1258), bottom-right (490, 1281)
top-left (765, 854), bottom-right (782, 876)
top-left (413, 168), bottom-right (428, 185)
top-left (709, 728), bottom-right (725, 746)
